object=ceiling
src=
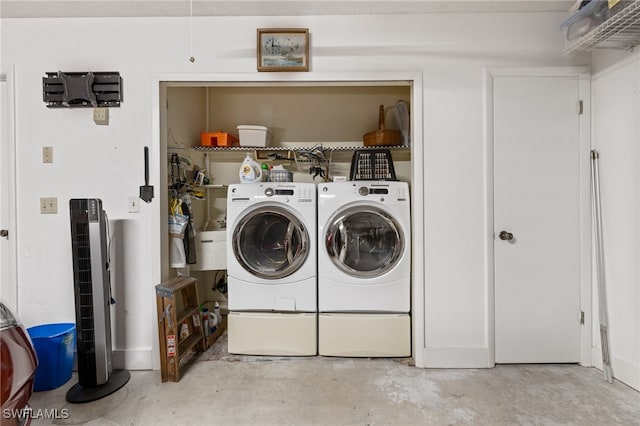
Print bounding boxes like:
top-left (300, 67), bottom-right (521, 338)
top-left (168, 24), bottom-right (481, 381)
top-left (1, 1), bottom-right (575, 19)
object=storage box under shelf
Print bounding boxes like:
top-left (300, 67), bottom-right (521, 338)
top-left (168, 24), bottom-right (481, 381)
top-left (191, 231), bottom-right (226, 271)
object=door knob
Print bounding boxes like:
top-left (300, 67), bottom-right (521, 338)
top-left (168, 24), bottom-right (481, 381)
top-left (0, 229), bottom-right (8, 238)
top-left (499, 231), bottom-right (513, 241)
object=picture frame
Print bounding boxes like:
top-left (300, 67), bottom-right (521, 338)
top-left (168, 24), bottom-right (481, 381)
top-left (257, 28), bottom-right (309, 72)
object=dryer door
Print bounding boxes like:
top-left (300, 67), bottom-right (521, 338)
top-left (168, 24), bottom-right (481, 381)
top-left (232, 206), bottom-right (310, 280)
top-left (325, 206), bottom-right (404, 277)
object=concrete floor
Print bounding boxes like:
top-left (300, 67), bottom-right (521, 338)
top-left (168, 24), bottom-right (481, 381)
top-left (29, 333), bottom-right (640, 426)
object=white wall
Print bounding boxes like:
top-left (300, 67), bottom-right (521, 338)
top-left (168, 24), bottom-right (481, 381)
top-left (2, 13), bottom-right (597, 371)
top-left (591, 50), bottom-right (640, 390)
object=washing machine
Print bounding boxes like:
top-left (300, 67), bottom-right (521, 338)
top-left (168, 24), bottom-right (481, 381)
top-left (317, 181), bottom-right (411, 357)
top-left (226, 182), bottom-right (316, 356)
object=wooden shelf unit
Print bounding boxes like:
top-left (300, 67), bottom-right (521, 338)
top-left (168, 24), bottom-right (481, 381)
top-left (155, 276), bottom-right (206, 382)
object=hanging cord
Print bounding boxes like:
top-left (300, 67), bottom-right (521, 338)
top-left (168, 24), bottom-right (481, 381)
top-left (104, 211), bottom-right (116, 305)
top-left (188, 0), bottom-right (195, 62)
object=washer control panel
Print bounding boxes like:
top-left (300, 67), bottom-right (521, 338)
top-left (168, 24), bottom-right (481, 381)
top-left (260, 184), bottom-right (314, 203)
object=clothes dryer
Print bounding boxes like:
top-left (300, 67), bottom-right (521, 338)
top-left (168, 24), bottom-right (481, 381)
top-left (317, 181), bottom-right (411, 357)
top-left (226, 182), bottom-right (316, 356)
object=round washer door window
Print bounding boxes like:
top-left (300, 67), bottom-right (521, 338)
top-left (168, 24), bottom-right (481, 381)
top-left (325, 206), bottom-right (404, 277)
top-left (232, 206), bottom-right (310, 279)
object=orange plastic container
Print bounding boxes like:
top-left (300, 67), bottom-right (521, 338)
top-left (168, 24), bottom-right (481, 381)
top-left (200, 132), bottom-right (239, 147)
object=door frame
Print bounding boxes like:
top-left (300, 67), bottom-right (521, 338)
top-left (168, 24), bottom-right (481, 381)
top-left (150, 71), bottom-right (425, 370)
top-left (485, 67), bottom-right (592, 367)
top-left (1, 65), bottom-right (18, 313)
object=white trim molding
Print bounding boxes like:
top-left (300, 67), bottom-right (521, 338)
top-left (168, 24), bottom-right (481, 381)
top-left (150, 71), bottom-right (426, 369)
top-left (423, 346), bottom-right (490, 368)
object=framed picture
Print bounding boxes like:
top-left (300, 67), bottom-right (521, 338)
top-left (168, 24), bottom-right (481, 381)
top-left (257, 28), bottom-right (309, 72)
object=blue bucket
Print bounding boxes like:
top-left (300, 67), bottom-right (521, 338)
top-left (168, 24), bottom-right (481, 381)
top-left (27, 323), bottom-right (76, 392)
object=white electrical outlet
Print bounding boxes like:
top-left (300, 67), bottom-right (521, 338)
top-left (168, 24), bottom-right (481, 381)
top-left (93, 107), bottom-right (109, 125)
top-left (40, 197), bottom-right (58, 214)
top-left (128, 196), bottom-right (140, 213)
top-left (42, 146), bottom-right (53, 163)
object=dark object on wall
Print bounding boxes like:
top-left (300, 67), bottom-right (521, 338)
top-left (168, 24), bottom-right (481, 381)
top-left (42, 71), bottom-right (122, 108)
top-left (140, 146), bottom-right (154, 203)
top-left (67, 199), bottom-right (130, 403)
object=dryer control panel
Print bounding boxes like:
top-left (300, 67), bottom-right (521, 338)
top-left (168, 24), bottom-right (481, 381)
top-left (358, 186), bottom-right (390, 196)
top-left (356, 184), bottom-right (408, 203)
top-left (319, 181), bottom-right (409, 205)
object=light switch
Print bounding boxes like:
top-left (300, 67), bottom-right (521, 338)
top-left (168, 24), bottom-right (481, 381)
top-left (42, 146), bottom-right (53, 163)
top-left (128, 196), bottom-right (140, 213)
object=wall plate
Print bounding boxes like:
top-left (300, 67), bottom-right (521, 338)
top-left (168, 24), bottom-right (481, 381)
top-left (40, 197), bottom-right (58, 214)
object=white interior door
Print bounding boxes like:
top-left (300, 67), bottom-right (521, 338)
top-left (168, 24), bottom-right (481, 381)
top-left (1, 66), bottom-right (18, 312)
top-left (494, 75), bottom-right (582, 363)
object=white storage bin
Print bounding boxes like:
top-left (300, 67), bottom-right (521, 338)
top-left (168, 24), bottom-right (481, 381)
top-left (191, 230), bottom-right (226, 271)
top-left (237, 125), bottom-right (272, 147)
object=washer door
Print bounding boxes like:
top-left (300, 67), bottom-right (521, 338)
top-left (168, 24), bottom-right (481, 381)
top-left (232, 206), bottom-right (310, 279)
top-left (325, 206), bottom-right (404, 277)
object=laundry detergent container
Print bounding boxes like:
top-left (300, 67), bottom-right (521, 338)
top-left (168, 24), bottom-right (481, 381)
top-left (27, 323), bottom-right (76, 391)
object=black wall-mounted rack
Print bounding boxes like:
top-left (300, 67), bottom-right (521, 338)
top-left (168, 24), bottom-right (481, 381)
top-left (42, 71), bottom-right (122, 108)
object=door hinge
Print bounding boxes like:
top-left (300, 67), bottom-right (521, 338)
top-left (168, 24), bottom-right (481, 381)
top-left (579, 310), bottom-right (585, 325)
top-left (578, 100), bottom-right (584, 115)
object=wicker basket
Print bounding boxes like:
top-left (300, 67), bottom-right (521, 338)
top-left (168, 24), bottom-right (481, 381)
top-left (363, 105), bottom-right (402, 146)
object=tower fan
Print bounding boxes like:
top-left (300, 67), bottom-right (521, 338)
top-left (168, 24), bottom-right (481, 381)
top-left (67, 198), bottom-right (130, 403)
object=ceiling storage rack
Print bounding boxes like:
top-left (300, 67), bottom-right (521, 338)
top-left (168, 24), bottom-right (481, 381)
top-left (563, 0), bottom-right (640, 54)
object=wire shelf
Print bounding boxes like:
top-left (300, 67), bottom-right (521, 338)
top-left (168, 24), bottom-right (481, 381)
top-left (564, 1), bottom-right (640, 54)
top-left (192, 144), bottom-right (409, 152)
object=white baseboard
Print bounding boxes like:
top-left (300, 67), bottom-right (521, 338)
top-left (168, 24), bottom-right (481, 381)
top-left (112, 348), bottom-right (153, 370)
top-left (591, 347), bottom-right (640, 391)
top-left (423, 346), bottom-right (491, 368)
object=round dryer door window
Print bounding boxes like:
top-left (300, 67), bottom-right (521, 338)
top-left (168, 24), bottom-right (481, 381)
top-left (325, 206), bottom-right (404, 277)
top-left (232, 206), bottom-right (310, 279)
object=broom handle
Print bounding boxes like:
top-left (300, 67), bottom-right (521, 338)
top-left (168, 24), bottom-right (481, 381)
top-left (591, 150), bottom-right (613, 384)
top-left (144, 146), bottom-right (150, 185)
